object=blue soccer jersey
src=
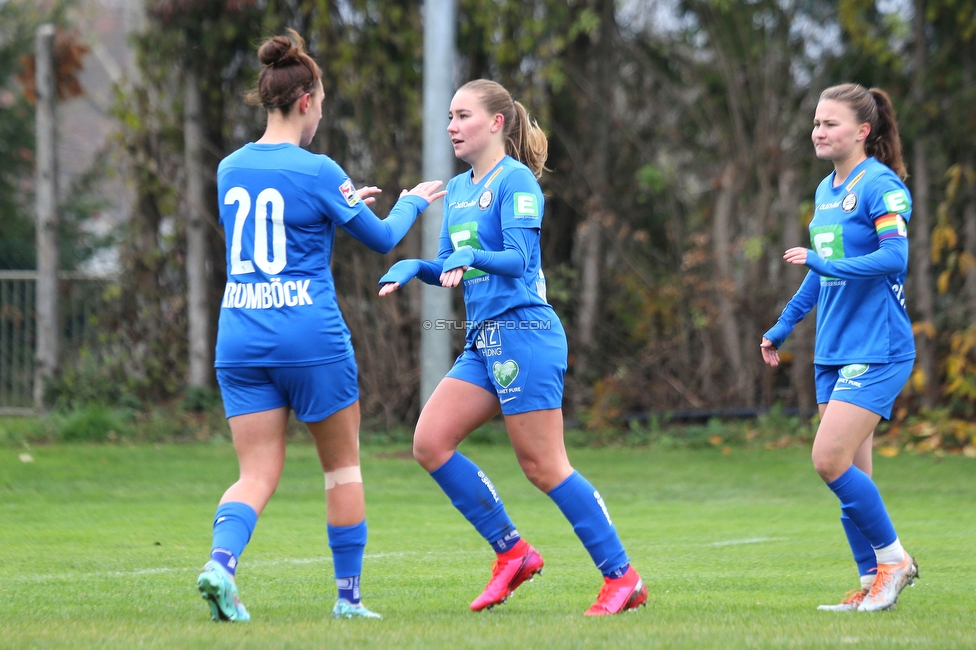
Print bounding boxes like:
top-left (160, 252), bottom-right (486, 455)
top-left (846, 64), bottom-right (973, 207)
top-left (215, 142), bottom-right (366, 367)
top-left (442, 156), bottom-right (549, 340)
top-left (801, 157), bottom-right (915, 365)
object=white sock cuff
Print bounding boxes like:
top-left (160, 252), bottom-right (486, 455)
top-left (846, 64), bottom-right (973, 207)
top-left (874, 538), bottom-right (904, 565)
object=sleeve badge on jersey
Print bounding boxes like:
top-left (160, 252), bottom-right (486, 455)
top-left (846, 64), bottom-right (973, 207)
top-left (882, 189), bottom-right (910, 214)
top-left (339, 178), bottom-right (360, 207)
top-left (513, 192), bottom-right (540, 219)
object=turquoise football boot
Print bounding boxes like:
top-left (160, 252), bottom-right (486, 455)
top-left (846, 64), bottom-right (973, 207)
top-left (196, 560), bottom-right (250, 622)
top-left (332, 598), bottom-right (382, 619)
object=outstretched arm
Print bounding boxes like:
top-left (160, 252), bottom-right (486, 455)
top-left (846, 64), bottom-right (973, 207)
top-left (377, 229), bottom-right (453, 295)
top-left (340, 181), bottom-right (446, 254)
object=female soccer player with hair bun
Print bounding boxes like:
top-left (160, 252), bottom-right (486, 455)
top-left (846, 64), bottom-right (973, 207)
top-left (762, 83), bottom-right (918, 612)
top-left (196, 29), bottom-right (445, 622)
top-left (379, 79), bottom-right (646, 616)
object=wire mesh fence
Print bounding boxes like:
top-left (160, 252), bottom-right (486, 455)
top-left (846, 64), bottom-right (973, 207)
top-left (0, 271), bottom-right (118, 414)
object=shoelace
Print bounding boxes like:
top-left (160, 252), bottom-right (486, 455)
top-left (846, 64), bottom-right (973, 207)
top-left (488, 555), bottom-right (516, 582)
top-left (840, 590), bottom-right (866, 605)
top-left (593, 578), bottom-right (617, 606)
top-left (866, 564), bottom-right (897, 597)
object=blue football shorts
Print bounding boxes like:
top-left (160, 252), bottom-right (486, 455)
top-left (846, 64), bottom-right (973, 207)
top-left (814, 359), bottom-right (914, 419)
top-left (447, 306), bottom-right (567, 415)
top-left (216, 353), bottom-right (359, 422)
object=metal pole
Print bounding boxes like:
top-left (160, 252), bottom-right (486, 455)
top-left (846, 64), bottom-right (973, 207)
top-left (420, 0), bottom-right (456, 406)
top-left (184, 69), bottom-right (211, 387)
top-left (34, 24), bottom-right (58, 410)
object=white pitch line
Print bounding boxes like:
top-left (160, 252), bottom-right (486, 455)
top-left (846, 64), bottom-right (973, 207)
top-left (708, 537), bottom-right (786, 547)
top-left (2, 550), bottom-right (473, 584)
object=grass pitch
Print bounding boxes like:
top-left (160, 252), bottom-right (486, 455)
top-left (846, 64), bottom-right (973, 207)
top-left (1, 441), bottom-right (974, 648)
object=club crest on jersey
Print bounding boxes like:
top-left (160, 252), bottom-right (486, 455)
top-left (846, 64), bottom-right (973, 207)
top-left (339, 179), bottom-right (360, 207)
top-left (841, 192), bottom-right (858, 213)
top-left (478, 188), bottom-right (494, 210)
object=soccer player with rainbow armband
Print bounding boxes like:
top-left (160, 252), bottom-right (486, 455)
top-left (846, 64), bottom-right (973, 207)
top-left (762, 83), bottom-right (918, 612)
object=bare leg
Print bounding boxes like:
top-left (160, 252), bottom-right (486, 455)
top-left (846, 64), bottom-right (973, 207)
top-left (819, 403), bottom-right (874, 477)
top-left (505, 408), bottom-right (573, 492)
top-left (413, 378), bottom-right (501, 471)
top-left (812, 401), bottom-right (881, 483)
top-left (306, 401), bottom-right (365, 527)
top-left (220, 407), bottom-right (289, 515)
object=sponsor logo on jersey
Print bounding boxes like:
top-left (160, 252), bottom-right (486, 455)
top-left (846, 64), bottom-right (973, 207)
top-left (811, 225), bottom-right (844, 261)
top-left (448, 222), bottom-right (488, 279)
top-left (841, 364), bottom-right (869, 379)
top-left (841, 192), bottom-right (858, 212)
top-left (339, 178), bottom-right (360, 207)
top-left (513, 192), bottom-right (540, 219)
top-left (810, 224), bottom-right (844, 283)
top-left (817, 200), bottom-right (841, 211)
top-left (882, 189), bottom-right (911, 214)
top-left (484, 166), bottom-right (505, 188)
top-left (478, 188), bottom-right (494, 210)
top-left (845, 170), bottom-right (866, 191)
top-left (221, 279), bottom-right (313, 309)
top-left (476, 321), bottom-right (503, 356)
top-left (891, 282), bottom-right (906, 307)
top-left (492, 359), bottom-right (520, 388)
top-left (450, 200), bottom-right (478, 209)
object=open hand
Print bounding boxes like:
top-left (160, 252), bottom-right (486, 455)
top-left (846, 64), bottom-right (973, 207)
top-left (378, 282), bottom-right (400, 296)
top-left (402, 180), bottom-right (447, 204)
top-left (760, 337), bottom-right (780, 367)
top-left (356, 185), bottom-right (382, 206)
top-left (440, 267), bottom-right (466, 288)
top-left (783, 247), bottom-right (809, 265)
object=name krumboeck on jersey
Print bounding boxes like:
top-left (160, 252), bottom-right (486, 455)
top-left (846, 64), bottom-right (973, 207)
top-left (221, 278), bottom-right (315, 310)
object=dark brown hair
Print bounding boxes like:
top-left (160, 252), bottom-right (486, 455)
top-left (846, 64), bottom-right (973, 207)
top-left (820, 83), bottom-right (907, 180)
top-left (459, 79), bottom-right (548, 179)
top-left (244, 29), bottom-right (321, 116)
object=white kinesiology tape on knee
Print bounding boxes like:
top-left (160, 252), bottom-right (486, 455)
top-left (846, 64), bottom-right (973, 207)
top-left (325, 465), bottom-right (362, 490)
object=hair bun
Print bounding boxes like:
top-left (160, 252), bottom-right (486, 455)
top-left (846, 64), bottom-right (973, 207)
top-left (258, 35), bottom-right (295, 66)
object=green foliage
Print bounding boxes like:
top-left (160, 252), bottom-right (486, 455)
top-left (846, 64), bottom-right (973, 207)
top-left (0, 402), bottom-right (234, 446)
top-left (0, 2), bottom-right (40, 269)
top-left (879, 405), bottom-right (976, 456)
top-left (93, 0), bottom-right (976, 430)
top-left (0, 0), bottom-right (103, 271)
top-left (56, 403), bottom-right (136, 442)
top-left (179, 385), bottom-right (222, 413)
top-left (46, 343), bottom-right (148, 411)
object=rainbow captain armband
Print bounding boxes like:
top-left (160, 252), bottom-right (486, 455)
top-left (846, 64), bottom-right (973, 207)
top-left (874, 214), bottom-right (908, 242)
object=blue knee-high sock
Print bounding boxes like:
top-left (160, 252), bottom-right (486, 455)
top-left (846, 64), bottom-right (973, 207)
top-left (429, 451), bottom-right (519, 551)
top-left (840, 513), bottom-right (877, 577)
top-left (328, 520), bottom-right (367, 604)
top-left (826, 466), bottom-right (898, 550)
top-left (548, 471), bottom-right (629, 577)
top-left (210, 502), bottom-right (258, 576)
